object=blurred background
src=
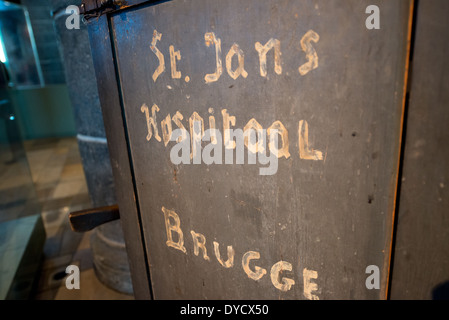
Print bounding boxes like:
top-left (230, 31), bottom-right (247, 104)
top-left (0, 0), bottom-right (132, 300)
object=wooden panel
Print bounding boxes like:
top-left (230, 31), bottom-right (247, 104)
top-left (105, 0), bottom-right (411, 299)
top-left (87, 15), bottom-right (152, 299)
top-left (389, 0), bottom-right (449, 300)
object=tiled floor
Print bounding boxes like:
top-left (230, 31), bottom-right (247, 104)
top-left (23, 137), bottom-right (133, 300)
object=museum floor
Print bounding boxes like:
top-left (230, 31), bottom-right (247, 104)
top-left (24, 137), bottom-right (133, 300)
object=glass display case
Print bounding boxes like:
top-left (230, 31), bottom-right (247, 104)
top-left (0, 0), bottom-right (45, 300)
top-left (0, 0), bottom-right (40, 223)
top-left (0, 1), bottom-right (43, 89)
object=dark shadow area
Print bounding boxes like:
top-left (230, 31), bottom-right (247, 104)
top-left (432, 281), bottom-right (449, 300)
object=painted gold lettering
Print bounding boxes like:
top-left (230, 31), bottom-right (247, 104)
top-left (172, 111), bottom-right (187, 143)
top-left (298, 120), bottom-right (323, 160)
top-left (204, 32), bottom-right (222, 83)
top-left (208, 108), bottom-right (217, 145)
top-left (255, 38), bottom-right (282, 77)
top-left (161, 113), bottom-right (172, 146)
top-left (169, 45), bottom-right (182, 79)
top-left (190, 230), bottom-right (210, 261)
top-left (242, 251), bottom-right (267, 281)
top-left (150, 30), bottom-right (165, 82)
top-left (298, 30), bottom-right (319, 76)
top-left (162, 206), bottom-right (186, 253)
top-left (303, 268), bottom-right (319, 300)
top-left (270, 261), bottom-right (295, 292)
top-left (268, 120), bottom-right (290, 159)
top-left (141, 103), bottom-right (161, 142)
top-left (244, 118), bottom-right (265, 153)
top-left (213, 241), bottom-right (234, 268)
top-left (226, 43), bottom-right (248, 80)
top-left (189, 112), bottom-right (205, 162)
top-left (222, 109), bottom-right (236, 149)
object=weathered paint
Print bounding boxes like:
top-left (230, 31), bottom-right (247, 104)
top-left (150, 30), bottom-right (165, 82)
top-left (100, 0), bottom-right (413, 299)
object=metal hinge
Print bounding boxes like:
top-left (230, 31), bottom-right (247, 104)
top-left (80, 0), bottom-right (127, 20)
